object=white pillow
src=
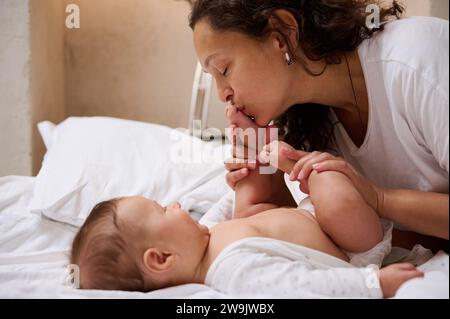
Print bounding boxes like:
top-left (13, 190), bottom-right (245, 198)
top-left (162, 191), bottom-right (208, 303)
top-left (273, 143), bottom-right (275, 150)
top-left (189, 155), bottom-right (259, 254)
top-left (30, 117), bottom-right (231, 227)
top-left (37, 121), bottom-right (56, 150)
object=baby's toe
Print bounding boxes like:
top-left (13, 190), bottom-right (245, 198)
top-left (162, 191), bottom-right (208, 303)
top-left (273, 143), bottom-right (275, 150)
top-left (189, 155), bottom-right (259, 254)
top-left (227, 106), bottom-right (259, 131)
top-left (225, 104), bottom-right (238, 121)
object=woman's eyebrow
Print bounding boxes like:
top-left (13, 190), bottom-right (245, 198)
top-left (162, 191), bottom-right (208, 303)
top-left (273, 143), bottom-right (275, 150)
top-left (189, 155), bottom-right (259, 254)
top-left (204, 53), bottom-right (219, 70)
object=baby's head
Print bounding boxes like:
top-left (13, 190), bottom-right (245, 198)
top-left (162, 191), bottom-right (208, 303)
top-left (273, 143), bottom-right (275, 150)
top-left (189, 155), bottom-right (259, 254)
top-left (70, 196), bottom-right (210, 292)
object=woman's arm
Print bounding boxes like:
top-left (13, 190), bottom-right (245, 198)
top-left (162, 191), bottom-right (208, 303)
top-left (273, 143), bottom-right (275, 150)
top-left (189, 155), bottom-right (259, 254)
top-left (312, 159), bottom-right (449, 240)
top-left (380, 188), bottom-right (449, 240)
top-left (278, 146), bottom-right (449, 240)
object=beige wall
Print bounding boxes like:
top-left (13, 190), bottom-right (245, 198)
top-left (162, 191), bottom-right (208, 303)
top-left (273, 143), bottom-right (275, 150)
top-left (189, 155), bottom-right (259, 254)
top-left (0, 0), bottom-right (32, 176)
top-left (64, 0), bottom-right (199, 129)
top-left (0, 0), bottom-right (65, 176)
top-left (30, 0), bottom-right (66, 174)
top-left (430, 0), bottom-right (450, 20)
top-left (401, 0), bottom-right (449, 19)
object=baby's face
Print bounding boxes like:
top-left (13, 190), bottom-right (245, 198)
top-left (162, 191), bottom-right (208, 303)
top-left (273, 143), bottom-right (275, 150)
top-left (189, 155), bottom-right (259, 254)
top-left (117, 196), bottom-right (210, 259)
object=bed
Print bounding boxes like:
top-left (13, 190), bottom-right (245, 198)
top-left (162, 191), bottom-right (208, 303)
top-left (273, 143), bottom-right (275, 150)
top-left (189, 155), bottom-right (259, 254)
top-left (0, 116), bottom-right (448, 298)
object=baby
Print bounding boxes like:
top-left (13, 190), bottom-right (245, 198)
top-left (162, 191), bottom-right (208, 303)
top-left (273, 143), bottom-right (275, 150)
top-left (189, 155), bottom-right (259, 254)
top-left (71, 156), bottom-right (423, 298)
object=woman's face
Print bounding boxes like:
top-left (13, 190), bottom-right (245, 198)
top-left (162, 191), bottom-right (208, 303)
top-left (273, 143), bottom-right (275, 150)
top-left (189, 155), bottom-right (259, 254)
top-left (193, 19), bottom-right (294, 127)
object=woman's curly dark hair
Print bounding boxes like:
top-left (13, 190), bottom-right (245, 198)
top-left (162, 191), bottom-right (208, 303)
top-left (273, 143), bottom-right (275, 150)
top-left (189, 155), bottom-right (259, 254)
top-left (188, 0), bottom-right (404, 151)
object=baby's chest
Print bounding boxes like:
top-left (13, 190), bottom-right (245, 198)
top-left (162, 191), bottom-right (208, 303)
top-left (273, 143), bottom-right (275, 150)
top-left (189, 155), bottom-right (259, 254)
top-left (209, 222), bottom-right (262, 260)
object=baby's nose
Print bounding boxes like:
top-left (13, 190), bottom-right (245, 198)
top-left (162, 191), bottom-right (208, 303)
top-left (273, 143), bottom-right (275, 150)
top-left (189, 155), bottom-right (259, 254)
top-left (171, 202), bottom-right (181, 209)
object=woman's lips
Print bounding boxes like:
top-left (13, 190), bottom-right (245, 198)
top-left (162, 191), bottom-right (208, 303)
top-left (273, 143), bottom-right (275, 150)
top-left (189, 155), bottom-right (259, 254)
top-left (236, 106), bottom-right (256, 121)
top-left (234, 105), bottom-right (272, 127)
top-left (236, 106), bottom-right (246, 113)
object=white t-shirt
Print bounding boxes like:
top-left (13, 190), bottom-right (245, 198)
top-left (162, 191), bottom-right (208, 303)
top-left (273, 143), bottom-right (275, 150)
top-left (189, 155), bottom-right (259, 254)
top-left (332, 17), bottom-right (449, 193)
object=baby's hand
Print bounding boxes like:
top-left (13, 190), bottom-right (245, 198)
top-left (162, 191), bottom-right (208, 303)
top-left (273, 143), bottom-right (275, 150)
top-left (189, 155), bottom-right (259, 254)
top-left (259, 141), bottom-right (299, 174)
top-left (379, 263), bottom-right (424, 298)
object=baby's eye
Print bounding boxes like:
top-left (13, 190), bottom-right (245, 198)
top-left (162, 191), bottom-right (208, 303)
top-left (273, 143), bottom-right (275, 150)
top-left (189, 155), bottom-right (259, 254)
top-left (222, 67), bottom-right (229, 77)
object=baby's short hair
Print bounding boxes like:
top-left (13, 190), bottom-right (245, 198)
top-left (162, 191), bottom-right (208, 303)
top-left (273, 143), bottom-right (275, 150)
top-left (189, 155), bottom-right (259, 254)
top-left (70, 198), bottom-right (146, 291)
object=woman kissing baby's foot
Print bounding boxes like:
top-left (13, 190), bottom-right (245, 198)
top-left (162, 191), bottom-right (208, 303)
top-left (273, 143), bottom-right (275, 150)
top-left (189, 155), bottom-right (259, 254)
top-left (226, 104), bottom-right (260, 131)
top-left (226, 104), bottom-right (263, 151)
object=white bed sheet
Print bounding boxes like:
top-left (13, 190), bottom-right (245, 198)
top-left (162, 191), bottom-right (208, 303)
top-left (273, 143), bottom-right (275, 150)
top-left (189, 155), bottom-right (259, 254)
top-left (1, 176), bottom-right (448, 298)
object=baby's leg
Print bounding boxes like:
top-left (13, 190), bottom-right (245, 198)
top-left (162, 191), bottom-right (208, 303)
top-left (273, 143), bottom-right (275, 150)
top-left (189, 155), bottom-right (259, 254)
top-left (261, 141), bottom-right (383, 252)
top-left (227, 107), bottom-right (296, 218)
top-left (260, 141), bottom-right (297, 174)
top-left (234, 168), bottom-right (296, 219)
top-left (308, 170), bottom-right (383, 253)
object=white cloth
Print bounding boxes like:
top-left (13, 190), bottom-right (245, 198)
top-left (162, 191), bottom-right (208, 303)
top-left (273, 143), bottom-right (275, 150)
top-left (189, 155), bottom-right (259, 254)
top-left (205, 237), bottom-right (383, 299)
top-left (394, 251), bottom-right (449, 299)
top-left (297, 197), bottom-right (393, 268)
top-left (199, 190), bottom-right (234, 228)
top-left (332, 17), bottom-right (449, 194)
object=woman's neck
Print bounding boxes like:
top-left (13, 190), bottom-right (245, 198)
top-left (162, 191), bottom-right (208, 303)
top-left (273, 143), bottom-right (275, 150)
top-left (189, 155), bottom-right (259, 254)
top-left (290, 50), bottom-right (367, 114)
top-left (288, 50), bottom-right (369, 146)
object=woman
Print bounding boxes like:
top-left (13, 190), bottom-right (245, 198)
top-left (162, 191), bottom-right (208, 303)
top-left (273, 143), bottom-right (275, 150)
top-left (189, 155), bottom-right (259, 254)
top-left (188, 0), bottom-right (449, 248)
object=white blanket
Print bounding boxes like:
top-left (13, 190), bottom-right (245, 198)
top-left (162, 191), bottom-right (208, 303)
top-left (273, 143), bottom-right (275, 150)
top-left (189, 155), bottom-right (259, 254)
top-left (1, 176), bottom-right (448, 298)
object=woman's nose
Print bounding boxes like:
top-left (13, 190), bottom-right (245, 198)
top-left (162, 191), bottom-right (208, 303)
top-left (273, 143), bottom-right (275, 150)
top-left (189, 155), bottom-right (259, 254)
top-left (217, 84), bottom-right (233, 103)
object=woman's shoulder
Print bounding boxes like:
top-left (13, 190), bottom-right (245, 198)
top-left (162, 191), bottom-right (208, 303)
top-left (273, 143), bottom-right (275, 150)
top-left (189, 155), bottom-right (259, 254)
top-left (360, 16), bottom-right (448, 64)
top-left (359, 17), bottom-right (448, 94)
top-left (385, 15), bottom-right (448, 33)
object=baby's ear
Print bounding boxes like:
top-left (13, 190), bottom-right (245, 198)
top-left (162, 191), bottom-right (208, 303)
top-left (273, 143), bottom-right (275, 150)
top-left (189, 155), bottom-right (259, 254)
top-left (143, 248), bottom-right (175, 273)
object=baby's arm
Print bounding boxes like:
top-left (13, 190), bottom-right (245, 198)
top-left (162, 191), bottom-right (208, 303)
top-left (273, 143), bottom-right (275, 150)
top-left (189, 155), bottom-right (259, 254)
top-left (211, 247), bottom-right (423, 298)
top-left (262, 141), bottom-right (383, 253)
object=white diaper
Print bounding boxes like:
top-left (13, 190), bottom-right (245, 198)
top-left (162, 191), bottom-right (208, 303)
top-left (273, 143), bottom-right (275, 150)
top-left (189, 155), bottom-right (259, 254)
top-left (297, 197), bottom-right (393, 268)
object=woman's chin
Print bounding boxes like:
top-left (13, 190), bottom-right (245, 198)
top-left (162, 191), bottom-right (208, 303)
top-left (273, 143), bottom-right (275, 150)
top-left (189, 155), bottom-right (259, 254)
top-left (254, 118), bottom-right (271, 127)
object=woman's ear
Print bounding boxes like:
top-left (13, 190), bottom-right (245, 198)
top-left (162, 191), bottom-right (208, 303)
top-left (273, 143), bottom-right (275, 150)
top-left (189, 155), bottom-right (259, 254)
top-left (269, 9), bottom-right (299, 54)
top-left (143, 248), bottom-right (175, 273)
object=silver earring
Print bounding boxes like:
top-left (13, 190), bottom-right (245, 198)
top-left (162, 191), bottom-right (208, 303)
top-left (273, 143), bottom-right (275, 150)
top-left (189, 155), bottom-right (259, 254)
top-left (285, 52), bottom-right (294, 66)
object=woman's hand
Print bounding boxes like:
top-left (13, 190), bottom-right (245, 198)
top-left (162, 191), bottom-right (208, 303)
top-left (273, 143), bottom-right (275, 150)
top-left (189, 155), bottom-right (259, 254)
top-left (281, 147), bottom-right (385, 216)
top-left (224, 158), bottom-right (258, 190)
top-left (379, 263), bottom-right (424, 298)
top-left (224, 124), bottom-right (259, 190)
top-left (224, 104), bottom-right (265, 190)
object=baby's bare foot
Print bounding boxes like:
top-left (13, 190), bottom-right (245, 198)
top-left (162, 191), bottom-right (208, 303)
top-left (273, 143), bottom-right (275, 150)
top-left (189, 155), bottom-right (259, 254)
top-left (226, 104), bottom-right (264, 151)
top-left (226, 104), bottom-right (260, 131)
top-left (259, 141), bottom-right (297, 174)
